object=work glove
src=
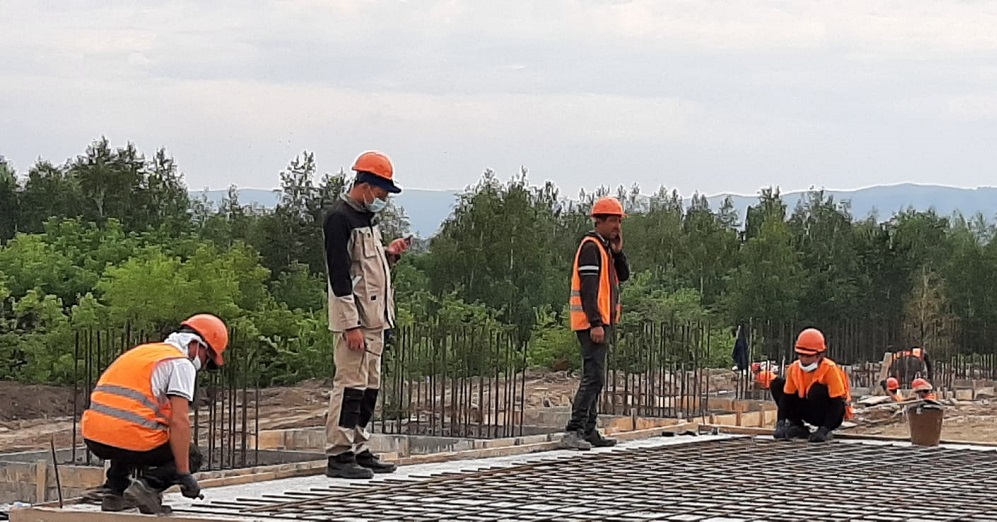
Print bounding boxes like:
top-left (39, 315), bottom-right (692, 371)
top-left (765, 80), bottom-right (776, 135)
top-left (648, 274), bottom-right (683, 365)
top-left (384, 328), bottom-right (394, 348)
top-left (178, 473), bottom-right (202, 499)
top-left (808, 427), bottom-right (832, 443)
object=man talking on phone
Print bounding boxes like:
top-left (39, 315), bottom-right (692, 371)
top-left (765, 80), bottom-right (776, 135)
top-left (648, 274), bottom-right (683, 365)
top-left (323, 150), bottom-right (410, 479)
top-left (562, 196), bottom-right (630, 450)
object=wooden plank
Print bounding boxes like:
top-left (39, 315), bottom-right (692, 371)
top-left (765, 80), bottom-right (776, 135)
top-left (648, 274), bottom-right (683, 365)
top-left (875, 351), bottom-right (892, 395)
top-left (34, 460), bottom-right (47, 504)
top-left (700, 423), bottom-right (997, 448)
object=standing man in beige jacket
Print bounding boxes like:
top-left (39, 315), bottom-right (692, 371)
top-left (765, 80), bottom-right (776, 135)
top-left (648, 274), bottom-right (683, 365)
top-left (322, 151), bottom-right (409, 479)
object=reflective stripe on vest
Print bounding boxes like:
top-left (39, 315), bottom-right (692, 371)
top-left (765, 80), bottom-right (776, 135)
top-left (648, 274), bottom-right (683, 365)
top-left (568, 236), bottom-right (620, 331)
top-left (81, 343), bottom-right (187, 451)
top-left (92, 384), bottom-right (172, 427)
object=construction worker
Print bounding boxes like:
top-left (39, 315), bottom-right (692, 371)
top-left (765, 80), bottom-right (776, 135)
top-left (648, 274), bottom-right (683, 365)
top-left (323, 150), bottom-right (409, 479)
top-left (561, 196), bottom-right (631, 451)
top-left (770, 328), bottom-right (852, 443)
top-left (884, 377), bottom-right (903, 402)
top-left (887, 345), bottom-right (933, 384)
top-left (751, 362), bottom-right (777, 390)
top-left (80, 314), bottom-right (228, 514)
top-left (911, 378), bottom-right (938, 401)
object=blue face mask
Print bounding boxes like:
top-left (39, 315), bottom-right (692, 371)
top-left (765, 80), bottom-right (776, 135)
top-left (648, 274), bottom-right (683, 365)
top-left (354, 183), bottom-right (389, 213)
top-left (366, 195), bottom-right (388, 213)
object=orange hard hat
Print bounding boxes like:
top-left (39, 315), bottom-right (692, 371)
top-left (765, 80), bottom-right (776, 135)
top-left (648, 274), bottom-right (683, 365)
top-left (751, 362), bottom-right (761, 372)
top-left (911, 378), bottom-right (933, 392)
top-left (181, 313), bottom-right (229, 366)
top-left (794, 328), bottom-right (826, 355)
top-left (352, 151), bottom-right (400, 193)
top-left (886, 377), bottom-right (899, 391)
top-left (590, 196), bottom-right (626, 218)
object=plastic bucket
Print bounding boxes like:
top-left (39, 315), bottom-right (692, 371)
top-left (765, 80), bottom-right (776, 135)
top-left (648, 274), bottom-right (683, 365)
top-left (907, 404), bottom-right (944, 447)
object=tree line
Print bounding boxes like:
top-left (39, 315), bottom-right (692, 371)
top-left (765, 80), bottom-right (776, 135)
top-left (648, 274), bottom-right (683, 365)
top-left (0, 138), bottom-right (993, 385)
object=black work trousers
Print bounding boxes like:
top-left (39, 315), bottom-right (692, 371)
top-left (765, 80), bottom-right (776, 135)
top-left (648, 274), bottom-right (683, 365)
top-left (85, 438), bottom-right (187, 494)
top-left (769, 377), bottom-right (845, 431)
top-left (565, 327), bottom-right (610, 434)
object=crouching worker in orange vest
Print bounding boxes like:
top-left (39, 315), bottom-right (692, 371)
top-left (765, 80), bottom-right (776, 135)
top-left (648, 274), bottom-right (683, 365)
top-left (769, 328), bottom-right (852, 443)
top-left (561, 196), bottom-right (630, 451)
top-left (80, 314), bottom-right (228, 514)
top-left (883, 377), bottom-right (903, 402)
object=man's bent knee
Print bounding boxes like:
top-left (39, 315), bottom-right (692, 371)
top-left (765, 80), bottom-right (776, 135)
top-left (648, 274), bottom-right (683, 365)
top-left (337, 387), bottom-right (365, 429)
top-left (807, 383), bottom-right (831, 401)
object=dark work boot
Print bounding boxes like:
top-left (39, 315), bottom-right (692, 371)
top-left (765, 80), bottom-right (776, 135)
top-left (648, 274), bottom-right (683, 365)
top-left (123, 479), bottom-right (172, 515)
top-left (356, 450), bottom-right (397, 474)
top-left (584, 430), bottom-right (617, 448)
top-left (773, 420), bottom-right (790, 440)
top-left (326, 452), bottom-right (375, 479)
top-left (100, 492), bottom-right (135, 512)
top-left (82, 485), bottom-right (115, 504)
top-left (560, 430), bottom-right (593, 450)
top-left (786, 423), bottom-right (811, 440)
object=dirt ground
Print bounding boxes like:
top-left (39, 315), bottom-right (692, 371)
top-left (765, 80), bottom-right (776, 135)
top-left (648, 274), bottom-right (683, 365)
top-left (0, 379), bottom-right (337, 453)
top-left (4, 373), bottom-right (995, 455)
top-left (848, 401), bottom-right (997, 442)
top-left (0, 374), bottom-right (588, 454)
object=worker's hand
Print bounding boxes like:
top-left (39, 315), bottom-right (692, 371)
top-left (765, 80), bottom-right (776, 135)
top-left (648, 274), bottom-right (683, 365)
top-left (386, 238), bottom-right (410, 256)
top-left (610, 232), bottom-right (623, 253)
top-left (808, 427), bottom-right (831, 443)
top-left (345, 328), bottom-right (365, 352)
top-left (590, 326), bottom-right (605, 344)
top-left (178, 473), bottom-right (202, 499)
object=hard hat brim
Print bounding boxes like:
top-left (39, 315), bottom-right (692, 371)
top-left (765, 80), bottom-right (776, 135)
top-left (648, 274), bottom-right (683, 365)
top-left (357, 171), bottom-right (402, 194)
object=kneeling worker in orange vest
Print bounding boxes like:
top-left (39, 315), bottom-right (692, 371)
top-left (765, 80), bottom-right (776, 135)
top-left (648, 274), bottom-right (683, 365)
top-left (562, 196), bottom-right (630, 450)
top-left (80, 314), bottom-right (228, 514)
top-left (884, 377), bottom-right (903, 402)
top-left (770, 328), bottom-right (852, 443)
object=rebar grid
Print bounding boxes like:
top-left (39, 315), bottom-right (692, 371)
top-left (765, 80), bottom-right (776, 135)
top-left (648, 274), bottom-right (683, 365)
top-left (175, 438), bottom-right (997, 521)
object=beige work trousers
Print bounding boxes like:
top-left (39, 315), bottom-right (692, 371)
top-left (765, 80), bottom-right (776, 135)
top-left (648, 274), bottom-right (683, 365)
top-left (325, 327), bottom-right (384, 457)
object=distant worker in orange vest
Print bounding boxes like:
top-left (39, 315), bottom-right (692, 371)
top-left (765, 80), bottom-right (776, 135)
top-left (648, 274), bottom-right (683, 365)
top-left (751, 362), bottom-right (778, 390)
top-left (886, 345), bottom-right (933, 385)
top-left (561, 196), bottom-right (630, 451)
top-left (884, 377), bottom-right (903, 402)
top-left (911, 378), bottom-right (938, 401)
top-left (770, 328), bottom-right (853, 443)
top-left (80, 314), bottom-right (228, 514)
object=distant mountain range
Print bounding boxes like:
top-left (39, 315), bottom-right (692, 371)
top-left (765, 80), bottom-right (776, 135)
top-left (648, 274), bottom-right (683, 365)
top-left (193, 183), bottom-right (997, 238)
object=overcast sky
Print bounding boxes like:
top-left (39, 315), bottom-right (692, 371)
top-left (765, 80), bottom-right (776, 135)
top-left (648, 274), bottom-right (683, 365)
top-left (2, 1), bottom-right (996, 197)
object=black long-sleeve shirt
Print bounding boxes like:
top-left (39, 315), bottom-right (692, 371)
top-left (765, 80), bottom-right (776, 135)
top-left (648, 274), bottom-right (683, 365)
top-left (577, 232), bottom-right (630, 327)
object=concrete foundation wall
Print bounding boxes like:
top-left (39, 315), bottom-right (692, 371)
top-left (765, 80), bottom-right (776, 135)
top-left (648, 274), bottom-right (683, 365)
top-left (0, 460), bottom-right (105, 504)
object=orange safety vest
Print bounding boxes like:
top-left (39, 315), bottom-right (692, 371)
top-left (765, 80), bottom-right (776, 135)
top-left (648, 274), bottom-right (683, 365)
top-left (786, 358), bottom-right (855, 420)
top-left (81, 343), bottom-right (187, 452)
top-left (840, 367), bottom-right (856, 420)
top-left (569, 236), bottom-right (620, 331)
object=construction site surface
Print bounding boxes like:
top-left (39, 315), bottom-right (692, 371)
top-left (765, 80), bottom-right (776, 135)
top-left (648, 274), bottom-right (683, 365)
top-left (14, 434), bottom-right (997, 521)
top-left (5, 369), bottom-right (997, 522)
